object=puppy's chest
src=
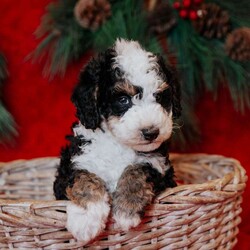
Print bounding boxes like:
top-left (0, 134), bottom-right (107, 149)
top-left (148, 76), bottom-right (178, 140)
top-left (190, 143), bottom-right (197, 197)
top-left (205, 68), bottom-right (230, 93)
top-left (72, 139), bottom-right (135, 191)
top-left (71, 132), bottom-right (166, 192)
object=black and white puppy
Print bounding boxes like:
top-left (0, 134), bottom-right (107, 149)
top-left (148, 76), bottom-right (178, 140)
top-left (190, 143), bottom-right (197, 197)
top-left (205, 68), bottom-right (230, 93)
top-left (54, 38), bottom-right (181, 242)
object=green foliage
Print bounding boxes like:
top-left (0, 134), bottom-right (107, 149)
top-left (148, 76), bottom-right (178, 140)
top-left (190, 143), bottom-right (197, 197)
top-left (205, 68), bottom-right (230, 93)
top-left (0, 54), bottom-right (17, 142)
top-left (0, 54), bottom-right (8, 86)
top-left (212, 46), bottom-right (250, 111)
top-left (94, 0), bottom-right (162, 54)
top-left (209, 0), bottom-right (250, 27)
top-left (167, 18), bottom-right (250, 112)
top-left (32, 0), bottom-right (93, 78)
top-left (33, 0), bottom-right (163, 78)
top-left (0, 102), bottom-right (17, 142)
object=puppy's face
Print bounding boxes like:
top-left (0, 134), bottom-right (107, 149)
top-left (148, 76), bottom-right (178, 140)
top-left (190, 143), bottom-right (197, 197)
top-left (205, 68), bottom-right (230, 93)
top-left (72, 39), bottom-right (181, 152)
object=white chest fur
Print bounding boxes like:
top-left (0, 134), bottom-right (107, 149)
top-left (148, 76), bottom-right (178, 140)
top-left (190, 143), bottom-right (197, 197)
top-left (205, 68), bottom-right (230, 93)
top-left (71, 123), bottom-right (167, 192)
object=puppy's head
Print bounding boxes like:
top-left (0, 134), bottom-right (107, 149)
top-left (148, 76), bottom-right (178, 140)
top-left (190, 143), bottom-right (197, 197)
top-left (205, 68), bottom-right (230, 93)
top-left (72, 39), bottom-right (181, 152)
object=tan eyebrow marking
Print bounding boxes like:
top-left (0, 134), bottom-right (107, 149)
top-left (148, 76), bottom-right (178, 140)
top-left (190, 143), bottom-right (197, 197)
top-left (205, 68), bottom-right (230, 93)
top-left (157, 82), bottom-right (169, 92)
top-left (114, 82), bottom-right (138, 96)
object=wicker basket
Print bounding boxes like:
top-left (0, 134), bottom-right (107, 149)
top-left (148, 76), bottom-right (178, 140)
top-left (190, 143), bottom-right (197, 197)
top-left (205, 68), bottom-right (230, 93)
top-left (0, 154), bottom-right (247, 249)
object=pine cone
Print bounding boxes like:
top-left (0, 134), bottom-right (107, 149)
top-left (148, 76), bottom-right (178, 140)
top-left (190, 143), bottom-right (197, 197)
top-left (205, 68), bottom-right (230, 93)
top-left (225, 28), bottom-right (250, 62)
top-left (193, 3), bottom-right (231, 39)
top-left (74, 0), bottom-right (111, 31)
top-left (147, 2), bottom-right (176, 36)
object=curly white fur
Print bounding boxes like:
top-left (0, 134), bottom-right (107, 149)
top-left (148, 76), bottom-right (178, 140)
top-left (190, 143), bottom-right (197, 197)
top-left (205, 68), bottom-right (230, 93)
top-left (66, 193), bottom-right (110, 243)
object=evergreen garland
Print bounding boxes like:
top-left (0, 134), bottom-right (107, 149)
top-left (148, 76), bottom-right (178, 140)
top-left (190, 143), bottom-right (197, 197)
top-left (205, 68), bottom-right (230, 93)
top-left (210, 0), bottom-right (250, 28)
top-left (94, 0), bottom-right (162, 53)
top-left (167, 17), bottom-right (250, 111)
top-left (32, 0), bottom-right (250, 147)
top-left (31, 0), bottom-right (93, 78)
top-left (0, 53), bottom-right (16, 142)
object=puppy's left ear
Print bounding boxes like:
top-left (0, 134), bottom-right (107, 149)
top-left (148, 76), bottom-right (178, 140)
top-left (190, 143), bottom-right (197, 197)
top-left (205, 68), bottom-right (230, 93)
top-left (157, 55), bottom-right (182, 119)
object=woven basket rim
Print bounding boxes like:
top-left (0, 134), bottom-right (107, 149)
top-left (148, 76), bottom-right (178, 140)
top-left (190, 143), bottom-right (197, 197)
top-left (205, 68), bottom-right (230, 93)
top-left (0, 153), bottom-right (242, 166)
top-left (0, 153), bottom-right (247, 204)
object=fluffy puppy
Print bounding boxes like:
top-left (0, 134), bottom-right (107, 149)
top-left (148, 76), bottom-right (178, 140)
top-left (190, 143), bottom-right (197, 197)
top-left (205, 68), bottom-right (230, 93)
top-left (54, 38), bottom-right (181, 243)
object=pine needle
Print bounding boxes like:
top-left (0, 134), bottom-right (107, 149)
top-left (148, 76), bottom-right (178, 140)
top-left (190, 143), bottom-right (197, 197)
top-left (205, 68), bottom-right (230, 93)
top-left (31, 0), bottom-right (93, 78)
top-left (209, 0), bottom-right (250, 27)
top-left (0, 103), bottom-right (17, 143)
top-left (0, 54), bottom-right (17, 142)
top-left (94, 0), bottom-right (162, 54)
top-left (0, 53), bottom-right (8, 86)
top-left (168, 18), bottom-right (250, 111)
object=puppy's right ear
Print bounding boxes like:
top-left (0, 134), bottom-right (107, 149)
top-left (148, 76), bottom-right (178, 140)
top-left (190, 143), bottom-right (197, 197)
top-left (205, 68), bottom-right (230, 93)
top-left (71, 58), bottom-right (101, 129)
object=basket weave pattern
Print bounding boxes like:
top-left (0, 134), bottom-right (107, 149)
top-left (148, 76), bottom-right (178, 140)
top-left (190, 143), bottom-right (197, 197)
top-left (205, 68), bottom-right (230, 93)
top-left (0, 154), bottom-right (247, 249)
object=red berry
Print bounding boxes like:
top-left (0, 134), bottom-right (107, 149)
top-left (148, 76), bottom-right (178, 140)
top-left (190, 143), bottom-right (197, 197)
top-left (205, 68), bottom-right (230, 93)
top-left (189, 10), bottom-right (198, 20)
top-left (183, 0), bottom-right (191, 7)
top-left (173, 2), bottom-right (181, 9)
top-left (179, 9), bottom-right (188, 18)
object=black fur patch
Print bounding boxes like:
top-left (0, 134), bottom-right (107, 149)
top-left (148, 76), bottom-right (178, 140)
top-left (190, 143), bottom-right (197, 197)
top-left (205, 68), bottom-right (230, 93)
top-left (137, 141), bottom-right (170, 161)
top-left (54, 146), bottom-right (74, 200)
top-left (109, 85), bottom-right (143, 117)
top-left (154, 87), bottom-right (173, 113)
top-left (71, 48), bottom-right (117, 129)
top-left (110, 94), bottom-right (133, 116)
top-left (141, 163), bottom-right (176, 195)
top-left (53, 135), bottom-right (91, 200)
top-left (157, 55), bottom-right (182, 119)
top-left (65, 135), bottom-right (90, 155)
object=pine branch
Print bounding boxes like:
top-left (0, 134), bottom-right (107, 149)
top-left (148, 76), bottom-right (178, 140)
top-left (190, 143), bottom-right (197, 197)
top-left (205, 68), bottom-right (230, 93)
top-left (94, 0), bottom-right (162, 54)
top-left (0, 102), bottom-right (17, 142)
top-left (0, 53), bottom-right (17, 142)
top-left (167, 18), bottom-right (250, 111)
top-left (0, 53), bottom-right (8, 86)
top-left (208, 0), bottom-right (250, 28)
top-left (31, 0), bottom-right (93, 78)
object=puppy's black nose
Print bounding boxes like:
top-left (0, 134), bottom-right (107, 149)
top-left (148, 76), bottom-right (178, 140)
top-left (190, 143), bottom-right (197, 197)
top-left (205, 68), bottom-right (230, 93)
top-left (141, 128), bottom-right (159, 141)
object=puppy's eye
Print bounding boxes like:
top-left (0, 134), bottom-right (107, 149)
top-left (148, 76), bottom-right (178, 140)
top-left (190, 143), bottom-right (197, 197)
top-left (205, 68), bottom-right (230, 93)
top-left (117, 96), bottom-right (131, 105)
top-left (153, 92), bottom-right (162, 102)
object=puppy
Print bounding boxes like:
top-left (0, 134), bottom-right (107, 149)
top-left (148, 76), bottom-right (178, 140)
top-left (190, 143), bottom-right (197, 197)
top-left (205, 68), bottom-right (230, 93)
top-left (54, 38), bottom-right (181, 243)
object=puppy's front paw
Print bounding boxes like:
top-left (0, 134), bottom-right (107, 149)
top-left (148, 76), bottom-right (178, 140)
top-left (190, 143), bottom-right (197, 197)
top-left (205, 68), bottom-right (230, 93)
top-left (66, 200), bottom-right (110, 242)
top-left (113, 212), bottom-right (141, 231)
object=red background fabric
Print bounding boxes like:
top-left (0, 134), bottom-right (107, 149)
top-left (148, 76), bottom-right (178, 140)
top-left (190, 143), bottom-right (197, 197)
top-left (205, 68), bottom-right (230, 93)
top-left (0, 0), bottom-right (249, 247)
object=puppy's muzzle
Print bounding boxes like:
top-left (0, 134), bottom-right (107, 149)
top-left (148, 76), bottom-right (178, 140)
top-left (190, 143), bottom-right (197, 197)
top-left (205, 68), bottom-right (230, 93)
top-left (141, 128), bottom-right (159, 141)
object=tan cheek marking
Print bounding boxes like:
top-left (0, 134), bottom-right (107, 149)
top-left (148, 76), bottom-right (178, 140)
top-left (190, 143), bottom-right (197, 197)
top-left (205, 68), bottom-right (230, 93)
top-left (108, 116), bottom-right (120, 123)
top-left (107, 116), bottom-right (121, 131)
top-left (66, 170), bottom-right (109, 208)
